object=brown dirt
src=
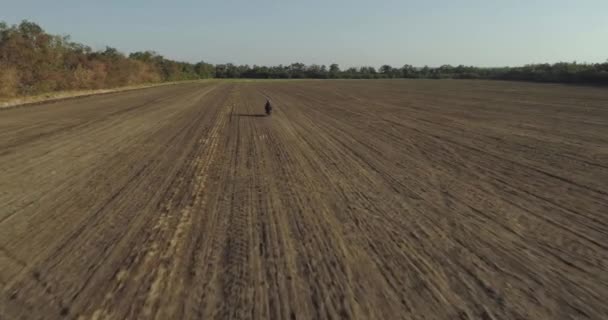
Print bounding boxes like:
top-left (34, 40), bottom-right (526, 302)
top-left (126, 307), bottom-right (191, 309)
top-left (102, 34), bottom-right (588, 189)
top-left (1, 80), bottom-right (607, 319)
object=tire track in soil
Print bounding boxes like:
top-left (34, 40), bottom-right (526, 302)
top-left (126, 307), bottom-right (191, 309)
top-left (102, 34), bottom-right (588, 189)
top-left (2, 80), bottom-right (608, 320)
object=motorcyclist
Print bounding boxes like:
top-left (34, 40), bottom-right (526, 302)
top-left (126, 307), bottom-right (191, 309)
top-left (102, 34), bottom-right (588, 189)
top-left (265, 99), bottom-right (272, 115)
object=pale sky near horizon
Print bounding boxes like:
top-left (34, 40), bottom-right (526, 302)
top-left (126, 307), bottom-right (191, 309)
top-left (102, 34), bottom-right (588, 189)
top-left (1, 0), bottom-right (607, 68)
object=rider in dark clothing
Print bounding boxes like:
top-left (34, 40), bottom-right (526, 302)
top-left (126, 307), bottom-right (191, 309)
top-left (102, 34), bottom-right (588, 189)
top-left (264, 99), bottom-right (272, 115)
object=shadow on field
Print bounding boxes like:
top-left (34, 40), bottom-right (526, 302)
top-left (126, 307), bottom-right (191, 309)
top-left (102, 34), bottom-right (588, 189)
top-left (232, 113), bottom-right (268, 118)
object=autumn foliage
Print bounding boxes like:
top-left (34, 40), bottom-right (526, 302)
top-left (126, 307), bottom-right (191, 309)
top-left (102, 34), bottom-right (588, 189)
top-left (0, 20), bottom-right (209, 99)
top-left (2, 20), bottom-right (606, 100)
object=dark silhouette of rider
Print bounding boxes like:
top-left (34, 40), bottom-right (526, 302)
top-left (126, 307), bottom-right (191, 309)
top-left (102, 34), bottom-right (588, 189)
top-left (265, 99), bottom-right (272, 115)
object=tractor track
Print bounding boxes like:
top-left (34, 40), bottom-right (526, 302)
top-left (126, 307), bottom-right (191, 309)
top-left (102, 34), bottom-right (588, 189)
top-left (1, 80), bottom-right (608, 319)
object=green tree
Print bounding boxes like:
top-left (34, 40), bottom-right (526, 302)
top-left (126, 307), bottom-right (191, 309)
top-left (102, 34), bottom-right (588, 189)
top-left (380, 65), bottom-right (393, 78)
top-left (329, 63), bottom-right (340, 78)
top-left (194, 61), bottom-right (215, 78)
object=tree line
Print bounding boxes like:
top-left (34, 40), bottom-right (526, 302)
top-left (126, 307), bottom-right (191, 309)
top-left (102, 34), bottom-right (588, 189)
top-left (1, 20), bottom-right (607, 98)
top-left (211, 62), bottom-right (608, 84)
top-left (0, 20), bottom-right (213, 98)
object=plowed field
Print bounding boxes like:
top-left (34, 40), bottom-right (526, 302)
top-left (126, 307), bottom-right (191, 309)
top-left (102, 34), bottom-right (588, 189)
top-left (1, 80), bottom-right (607, 319)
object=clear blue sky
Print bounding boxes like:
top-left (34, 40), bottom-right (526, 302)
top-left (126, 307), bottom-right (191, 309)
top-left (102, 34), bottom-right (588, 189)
top-left (2, 0), bottom-right (607, 67)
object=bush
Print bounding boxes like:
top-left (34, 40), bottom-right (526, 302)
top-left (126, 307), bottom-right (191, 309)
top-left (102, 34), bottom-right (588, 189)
top-left (0, 20), bottom-right (204, 99)
top-left (0, 66), bottom-right (19, 97)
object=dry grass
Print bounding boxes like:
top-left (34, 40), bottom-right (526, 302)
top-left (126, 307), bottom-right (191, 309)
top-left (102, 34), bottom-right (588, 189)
top-left (0, 66), bottom-right (19, 98)
top-left (0, 79), bottom-right (212, 109)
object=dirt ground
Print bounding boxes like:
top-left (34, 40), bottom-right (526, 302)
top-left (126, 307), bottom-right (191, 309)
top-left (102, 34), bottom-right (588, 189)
top-left (1, 80), bottom-right (607, 319)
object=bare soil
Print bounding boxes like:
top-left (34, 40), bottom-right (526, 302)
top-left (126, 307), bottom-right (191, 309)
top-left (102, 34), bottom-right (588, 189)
top-left (1, 80), bottom-right (607, 319)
